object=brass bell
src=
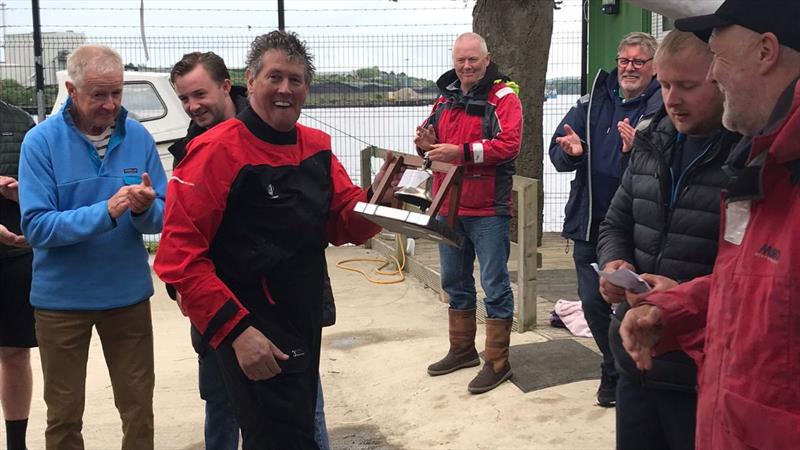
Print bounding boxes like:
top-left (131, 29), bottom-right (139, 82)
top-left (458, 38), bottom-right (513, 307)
top-left (394, 156), bottom-right (433, 210)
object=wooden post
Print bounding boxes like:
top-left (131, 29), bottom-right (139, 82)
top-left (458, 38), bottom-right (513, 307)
top-left (514, 175), bottom-right (539, 332)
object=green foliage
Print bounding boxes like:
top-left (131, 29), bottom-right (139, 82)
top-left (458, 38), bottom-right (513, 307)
top-left (144, 240), bottom-right (159, 254)
top-left (0, 79), bottom-right (35, 107)
top-left (0, 79), bottom-right (59, 112)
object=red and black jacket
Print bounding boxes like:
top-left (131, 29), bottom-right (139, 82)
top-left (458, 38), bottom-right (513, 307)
top-left (419, 62), bottom-right (523, 217)
top-left (154, 107), bottom-right (380, 351)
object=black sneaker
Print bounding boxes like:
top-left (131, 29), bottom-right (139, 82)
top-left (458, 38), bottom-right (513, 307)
top-left (596, 373), bottom-right (617, 407)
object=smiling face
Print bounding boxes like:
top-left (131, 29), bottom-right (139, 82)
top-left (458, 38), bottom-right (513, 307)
top-left (452, 36), bottom-right (490, 93)
top-left (247, 49), bottom-right (308, 132)
top-left (617, 44), bottom-right (655, 99)
top-left (657, 47), bottom-right (724, 136)
top-left (707, 25), bottom-right (768, 135)
top-left (66, 68), bottom-right (123, 134)
top-left (174, 65), bottom-right (233, 128)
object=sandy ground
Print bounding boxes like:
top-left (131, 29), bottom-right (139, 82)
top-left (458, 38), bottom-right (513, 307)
top-left (11, 246), bottom-right (614, 450)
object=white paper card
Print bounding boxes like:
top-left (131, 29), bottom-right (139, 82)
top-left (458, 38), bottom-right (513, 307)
top-left (590, 263), bottom-right (651, 294)
top-left (724, 200), bottom-right (751, 245)
top-left (397, 168), bottom-right (430, 189)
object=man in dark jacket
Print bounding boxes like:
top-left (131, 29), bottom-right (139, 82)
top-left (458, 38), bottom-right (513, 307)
top-left (168, 51), bottom-right (249, 450)
top-left (597, 31), bottom-right (740, 450)
top-left (0, 100), bottom-right (36, 450)
top-left (549, 32), bottom-right (662, 406)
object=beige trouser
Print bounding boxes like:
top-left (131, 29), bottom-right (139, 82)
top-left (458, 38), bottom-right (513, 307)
top-left (35, 300), bottom-right (155, 450)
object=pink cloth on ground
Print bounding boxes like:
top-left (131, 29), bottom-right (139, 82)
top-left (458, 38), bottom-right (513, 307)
top-left (554, 299), bottom-right (592, 338)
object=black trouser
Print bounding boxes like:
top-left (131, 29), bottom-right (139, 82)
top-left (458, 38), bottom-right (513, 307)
top-left (616, 373), bottom-right (697, 450)
top-left (572, 239), bottom-right (616, 378)
top-left (214, 254), bottom-right (325, 450)
top-left (214, 340), bottom-right (320, 450)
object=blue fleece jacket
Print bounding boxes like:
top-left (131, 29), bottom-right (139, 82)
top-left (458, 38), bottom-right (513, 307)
top-left (18, 98), bottom-right (166, 310)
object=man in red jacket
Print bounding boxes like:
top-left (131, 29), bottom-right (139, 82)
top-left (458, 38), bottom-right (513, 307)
top-left (621, 0), bottom-right (800, 448)
top-left (416, 32), bottom-right (523, 394)
top-left (155, 31), bottom-right (393, 449)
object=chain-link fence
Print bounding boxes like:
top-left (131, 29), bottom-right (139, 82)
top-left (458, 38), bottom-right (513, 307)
top-left (1, 6), bottom-right (585, 235)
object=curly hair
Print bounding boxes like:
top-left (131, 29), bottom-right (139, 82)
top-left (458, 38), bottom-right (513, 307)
top-left (245, 30), bottom-right (315, 85)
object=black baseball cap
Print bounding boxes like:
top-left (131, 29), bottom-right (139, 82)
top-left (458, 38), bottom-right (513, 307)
top-left (674, 0), bottom-right (800, 51)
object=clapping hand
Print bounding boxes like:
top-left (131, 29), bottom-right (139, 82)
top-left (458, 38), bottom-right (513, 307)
top-left (128, 173), bottom-right (156, 214)
top-left (555, 124), bottom-right (584, 157)
top-left (0, 176), bottom-right (20, 203)
top-left (618, 118), bottom-right (635, 153)
top-left (414, 125), bottom-right (437, 153)
top-left (0, 224), bottom-right (28, 248)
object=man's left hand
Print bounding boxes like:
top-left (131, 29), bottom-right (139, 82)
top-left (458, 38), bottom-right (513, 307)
top-left (618, 118), bottom-right (635, 153)
top-left (0, 224), bottom-right (28, 248)
top-left (0, 176), bottom-right (20, 203)
top-left (426, 143), bottom-right (461, 163)
top-left (128, 173), bottom-right (156, 214)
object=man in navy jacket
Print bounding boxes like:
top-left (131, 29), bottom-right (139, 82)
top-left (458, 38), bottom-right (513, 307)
top-left (548, 32), bottom-right (662, 407)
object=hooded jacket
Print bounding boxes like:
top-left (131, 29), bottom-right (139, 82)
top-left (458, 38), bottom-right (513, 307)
top-left (644, 79), bottom-right (800, 449)
top-left (419, 61), bottom-right (523, 217)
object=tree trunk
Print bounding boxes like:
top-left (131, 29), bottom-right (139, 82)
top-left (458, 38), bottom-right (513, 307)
top-left (473, 0), bottom-right (554, 242)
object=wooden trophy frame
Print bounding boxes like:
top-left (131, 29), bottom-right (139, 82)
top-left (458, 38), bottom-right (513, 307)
top-left (354, 153), bottom-right (464, 247)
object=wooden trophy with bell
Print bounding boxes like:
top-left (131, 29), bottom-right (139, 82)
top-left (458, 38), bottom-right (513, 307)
top-left (353, 153), bottom-right (464, 247)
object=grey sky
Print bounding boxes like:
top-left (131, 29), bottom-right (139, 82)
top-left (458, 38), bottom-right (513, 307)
top-left (1, 1), bottom-right (583, 79)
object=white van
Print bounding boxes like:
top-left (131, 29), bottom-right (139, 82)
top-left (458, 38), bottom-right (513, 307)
top-left (51, 70), bottom-right (190, 174)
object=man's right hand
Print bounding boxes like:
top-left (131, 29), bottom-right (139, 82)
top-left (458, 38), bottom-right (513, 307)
top-left (107, 186), bottom-right (132, 219)
top-left (231, 326), bottom-right (289, 381)
top-left (620, 304), bottom-right (662, 371)
top-left (599, 259), bottom-right (635, 304)
top-left (0, 224), bottom-right (28, 248)
top-left (414, 125), bottom-right (437, 152)
top-left (555, 124), bottom-right (584, 157)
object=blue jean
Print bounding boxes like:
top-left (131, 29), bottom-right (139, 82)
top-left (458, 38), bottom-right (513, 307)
top-left (438, 216), bottom-right (514, 319)
top-left (199, 352), bottom-right (239, 450)
top-left (314, 378), bottom-right (330, 450)
top-left (572, 239), bottom-right (616, 377)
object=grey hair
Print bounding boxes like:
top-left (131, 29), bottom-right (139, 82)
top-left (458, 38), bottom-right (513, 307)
top-left (66, 45), bottom-right (123, 87)
top-left (245, 30), bottom-right (315, 85)
top-left (455, 32), bottom-right (489, 55)
top-left (618, 32), bottom-right (658, 58)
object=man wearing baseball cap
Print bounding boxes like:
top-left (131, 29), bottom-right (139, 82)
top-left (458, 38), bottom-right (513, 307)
top-left (618, 0), bottom-right (800, 448)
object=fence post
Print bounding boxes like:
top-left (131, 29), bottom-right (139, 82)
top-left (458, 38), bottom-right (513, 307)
top-left (514, 175), bottom-right (539, 332)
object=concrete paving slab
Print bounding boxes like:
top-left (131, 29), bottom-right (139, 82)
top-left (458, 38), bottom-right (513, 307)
top-left (15, 244), bottom-right (612, 450)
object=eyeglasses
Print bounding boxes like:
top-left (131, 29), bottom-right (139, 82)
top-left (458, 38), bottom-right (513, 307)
top-left (616, 57), bottom-right (653, 69)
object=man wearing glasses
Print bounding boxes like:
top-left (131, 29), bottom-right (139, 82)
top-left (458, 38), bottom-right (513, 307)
top-left (548, 32), bottom-right (662, 407)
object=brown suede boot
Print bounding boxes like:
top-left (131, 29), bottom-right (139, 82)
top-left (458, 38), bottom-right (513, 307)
top-left (427, 308), bottom-right (481, 376)
top-left (468, 317), bottom-right (513, 394)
